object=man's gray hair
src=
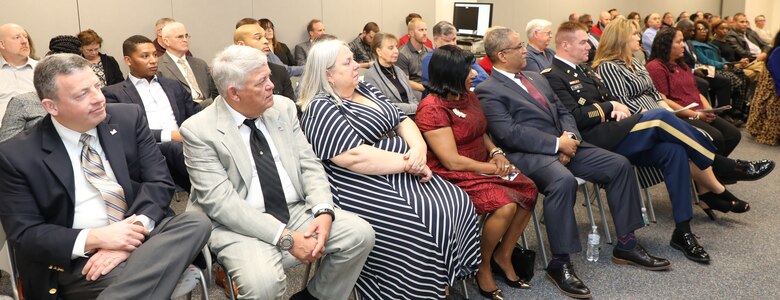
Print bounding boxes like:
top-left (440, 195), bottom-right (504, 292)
top-left (297, 39), bottom-right (349, 111)
top-left (526, 19), bottom-right (552, 39)
top-left (211, 45), bottom-right (268, 99)
top-left (484, 26), bottom-right (515, 62)
top-left (433, 21), bottom-right (456, 37)
top-left (33, 53), bottom-right (90, 100)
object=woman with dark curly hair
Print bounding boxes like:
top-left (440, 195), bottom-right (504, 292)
top-left (259, 18), bottom-right (296, 66)
top-left (646, 28), bottom-right (742, 158)
top-left (415, 45), bottom-right (538, 299)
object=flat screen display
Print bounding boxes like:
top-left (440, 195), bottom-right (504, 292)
top-left (453, 2), bottom-right (493, 37)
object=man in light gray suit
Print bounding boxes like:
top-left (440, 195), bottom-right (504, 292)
top-left (181, 45), bottom-right (374, 300)
top-left (157, 22), bottom-right (218, 108)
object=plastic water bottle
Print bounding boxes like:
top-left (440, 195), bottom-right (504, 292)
top-left (641, 207), bottom-right (650, 225)
top-left (586, 226), bottom-right (600, 262)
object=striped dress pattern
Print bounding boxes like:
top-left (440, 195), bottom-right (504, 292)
top-left (300, 82), bottom-right (481, 299)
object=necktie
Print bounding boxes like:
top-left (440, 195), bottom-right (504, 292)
top-left (515, 73), bottom-right (550, 111)
top-left (178, 57), bottom-right (203, 100)
top-left (80, 134), bottom-right (128, 223)
top-left (243, 119), bottom-right (290, 223)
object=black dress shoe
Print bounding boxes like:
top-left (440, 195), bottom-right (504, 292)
top-left (612, 244), bottom-right (672, 271)
top-left (475, 275), bottom-right (504, 300)
top-left (490, 258), bottom-right (531, 289)
top-left (719, 159), bottom-right (775, 183)
top-left (670, 231), bottom-right (711, 264)
top-left (546, 263), bottom-right (591, 299)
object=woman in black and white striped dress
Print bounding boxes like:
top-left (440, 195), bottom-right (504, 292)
top-left (298, 40), bottom-right (481, 299)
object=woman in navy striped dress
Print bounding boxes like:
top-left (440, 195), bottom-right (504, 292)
top-left (297, 40), bottom-right (481, 299)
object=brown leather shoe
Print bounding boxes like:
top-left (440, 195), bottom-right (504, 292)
top-left (215, 268), bottom-right (239, 298)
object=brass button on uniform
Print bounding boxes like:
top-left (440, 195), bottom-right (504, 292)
top-left (49, 288), bottom-right (57, 294)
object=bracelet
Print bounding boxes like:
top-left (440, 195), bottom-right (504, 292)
top-left (688, 111), bottom-right (700, 120)
top-left (489, 147), bottom-right (505, 158)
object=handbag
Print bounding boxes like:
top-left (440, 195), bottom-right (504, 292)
top-left (511, 245), bottom-right (536, 282)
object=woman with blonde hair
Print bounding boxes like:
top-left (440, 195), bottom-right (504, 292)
top-left (298, 40), bottom-right (481, 299)
top-left (593, 18), bottom-right (771, 263)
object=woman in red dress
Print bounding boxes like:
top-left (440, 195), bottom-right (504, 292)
top-left (416, 45), bottom-right (538, 299)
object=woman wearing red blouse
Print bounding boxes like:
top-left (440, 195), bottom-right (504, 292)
top-left (645, 28), bottom-right (742, 158)
top-left (415, 45), bottom-right (537, 300)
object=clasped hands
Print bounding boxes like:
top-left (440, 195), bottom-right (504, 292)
top-left (82, 215), bottom-right (148, 281)
top-left (287, 214), bottom-right (333, 264)
top-left (404, 147), bottom-right (432, 183)
top-left (559, 131), bottom-right (580, 166)
top-left (488, 152), bottom-right (517, 177)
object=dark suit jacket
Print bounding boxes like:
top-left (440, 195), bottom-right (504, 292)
top-left (276, 42), bottom-right (296, 66)
top-left (543, 58), bottom-right (641, 150)
top-left (475, 70), bottom-right (591, 175)
top-left (99, 53), bottom-right (124, 86)
top-left (726, 29), bottom-right (771, 61)
top-left (269, 63), bottom-right (295, 100)
top-left (102, 76), bottom-right (201, 142)
top-left (0, 104), bottom-right (174, 300)
top-left (156, 53), bottom-right (219, 104)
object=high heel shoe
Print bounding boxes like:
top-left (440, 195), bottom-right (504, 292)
top-left (697, 202), bottom-right (717, 220)
top-left (698, 191), bottom-right (750, 215)
top-left (490, 258), bottom-right (531, 289)
top-left (475, 272), bottom-right (504, 300)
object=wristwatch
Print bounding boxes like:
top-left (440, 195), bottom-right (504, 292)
top-left (314, 208), bottom-right (336, 221)
top-left (277, 230), bottom-right (294, 251)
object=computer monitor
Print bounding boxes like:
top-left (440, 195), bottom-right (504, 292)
top-left (453, 2), bottom-right (493, 37)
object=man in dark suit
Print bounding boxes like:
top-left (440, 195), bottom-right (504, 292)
top-left (543, 22), bottom-right (773, 267)
top-left (727, 13), bottom-right (771, 62)
top-left (0, 53), bottom-right (210, 299)
top-left (103, 35), bottom-right (200, 192)
top-left (234, 24), bottom-right (296, 100)
top-left (157, 22), bottom-right (219, 108)
top-left (476, 27), bottom-right (670, 299)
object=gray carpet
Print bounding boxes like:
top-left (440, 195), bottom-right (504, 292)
top-left (0, 129), bottom-right (777, 299)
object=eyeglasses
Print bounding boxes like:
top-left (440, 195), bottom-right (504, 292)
top-left (499, 42), bottom-right (526, 53)
top-left (696, 27), bottom-right (709, 32)
top-left (173, 34), bottom-right (191, 40)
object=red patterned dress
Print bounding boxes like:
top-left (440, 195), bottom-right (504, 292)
top-left (416, 92), bottom-right (537, 215)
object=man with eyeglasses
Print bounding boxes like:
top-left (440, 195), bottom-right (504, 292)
top-left (477, 26), bottom-right (668, 299)
top-left (420, 21), bottom-right (487, 89)
top-left (152, 18), bottom-right (192, 58)
top-left (524, 19), bottom-right (556, 72)
top-left (157, 22), bottom-right (218, 108)
top-left (0, 23), bottom-right (37, 124)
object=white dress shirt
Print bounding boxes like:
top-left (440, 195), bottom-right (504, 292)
top-left (0, 55), bottom-right (37, 124)
top-left (167, 52), bottom-right (200, 100)
top-left (51, 118), bottom-right (154, 258)
top-left (128, 74), bottom-right (179, 142)
top-left (493, 66), bottom-right (564, 154)
top-left (742, 33), bottom-right (762, 55)
top-left (223, 100), bottom-right (334, 244)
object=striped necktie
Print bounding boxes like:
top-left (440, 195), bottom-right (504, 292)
top-left (178, 57), bottom-right (204, 101)
top-left (80, 134), bottom-right (128, 223)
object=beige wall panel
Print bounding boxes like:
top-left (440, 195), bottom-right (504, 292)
top-left (78, 0), bottom-right (174, 75)
top-left (0, 0), bottom-right (80, 60)
top-left (256, 0), bottom-right (323, 50)
top-left (172, 0), bottom-right (253, 65)
top-left (323, 0), bottom-right (382, 42)
top-left (380, 0), bottom-right (436, 40)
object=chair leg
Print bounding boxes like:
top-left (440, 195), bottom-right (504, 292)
top-left (581, 184), bottom-right (598, 233)
top-left (196, 268), bottom-right (209, 300)
top-left (461, 279), bottom-right (470, 299)
top-left (643, 188), bottom-right (657, 223)
top-left (531, 210), bottom-right (548, 269)
top-left (225, 271), bottom-right (236, 300)
top-left (593, 183), bottom-right (613, 244)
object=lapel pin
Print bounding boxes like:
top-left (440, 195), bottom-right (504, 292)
top-left (110, 129), bottom-right (117, 135)
top-left (260, 150), bottom-right (264, 156)
top-left (574, 73), bottom-right (578, 77)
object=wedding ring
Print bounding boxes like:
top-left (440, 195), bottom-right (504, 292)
top-left (504, 165), bottom-right (509, 169)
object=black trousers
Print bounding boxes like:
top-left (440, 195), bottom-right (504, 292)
top-left (685, 116), bottom-right (742, 157)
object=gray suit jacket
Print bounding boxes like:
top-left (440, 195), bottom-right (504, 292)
top-left (362, 62), bottom-right (420, 115)
top-left (294, 41), bottom-right (312, 66)
top-left (181, 95), bottom-right (333, 244)
top-left (475, 70), bottom-right (589, 175)
top-left (0, 92), bottom-right (46, 143)
top-left (157, 52), bottom-right (219, 106)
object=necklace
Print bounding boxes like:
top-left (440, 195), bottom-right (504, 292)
top-left (380, 64), bottom-right (396, 79)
